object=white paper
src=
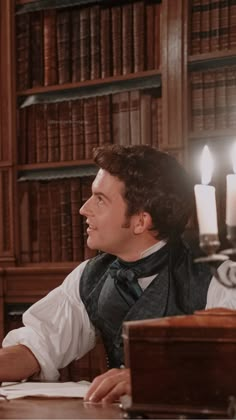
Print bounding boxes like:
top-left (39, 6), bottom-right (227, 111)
top-left (0, 381), bottom-right (91, 400)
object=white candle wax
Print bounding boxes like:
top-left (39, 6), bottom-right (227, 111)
top-left (226, 174), bottom-right (236, 226)
top-left (194, 184), bottom-right (218, 235)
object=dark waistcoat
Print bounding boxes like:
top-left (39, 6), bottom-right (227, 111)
top-left (79, 239), bottom-right (212, 368)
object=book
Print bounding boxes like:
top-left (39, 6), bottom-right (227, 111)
top-left (90, 5), bottom-right (100, 80)
top-left (43, 9), bottom-right (58, 86)
top-left (57, 9), bottom-right (71, 84)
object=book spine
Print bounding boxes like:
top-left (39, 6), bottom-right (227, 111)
top-left (80, 7), bottom-right (91, 82)
top-left (97, 95), bottom-right (112, 146)
top-left (72, 99), bottom-right (85, 160)
top-left (129, 90), bottom-right (140, 145)
top-left (191, 71), bottom-right (204, 131)
top-left (36, 104), bottom-right (48, 163)
top-left (30, 11), bottom-right (44, 86)
top-left (122, 3), bottom-right (133, 75)
top-left (90, 5), bottom-right (101, 80)
top-left (27, 105), bottom-right (36, 164)
top-left (60, 180), bottom-right (73, 262)
top-left (71, 8), bottom-right (81, 83)
top-left (38, 182), bottom-right (51, 262)
top-left (210, 0), bottom-right (220, 51)
top-left (226, 67), bottom-right (236, 128)
top-left (203, 70), bottom-right (215, 130)
top-left (43, 9), bottom-right (58, 86)
top-left (111, 6), bottom-right (122, 76)
top-left (49, 180), bottom-right (62, 262)
top-left (57, 9), bottom-right (71, 84)
top-left (70, 178), bottom-right (83, 262)
top-left (200, 0), bottom-right (210, 53)
top-left (119, 92), bottom-right (130, 145)
top-left (112, 93), bottom-right (121, 144)
top-left (191, 0), bottom-right (201, 55)
top-left (47, 103), bottom-right (60, 162)
top-left (219, 0), bottom-right (229, 50)
top-left (154, 2), bottom-right (161, 69)
top-left (101, 7), bottom-right (111, 78)
top-left (84, 97), bottom-right (98, 159)
top-left (59, 101), bottom-right (73, 162)
top-left (30, 181), bottom-right (40, 263)
top-left (140, 91), bottom-right (152, 145)
top-left (215, 68), bottom-right (227, 129)
top-left (145, 3), bottom-right (155, 69)
top-left (19, 182), bottom-right (31, 263)
top-left (133, 1), bottom-right (145, 73)
top-left (16, 13), bottom-right (30, 90)
top-left (229, 0), bottom-right (236, 48)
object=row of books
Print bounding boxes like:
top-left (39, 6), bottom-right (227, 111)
top-left (16, 1), bottom-right (161, 90)
top-left (190, 0), bottom-right (236, 54)
top-left (190, 66), bottom-right (236, 131)
top-left (19, 176), bottom-right (96, 264)
top-left (18, 91), bottom-right (162, 164)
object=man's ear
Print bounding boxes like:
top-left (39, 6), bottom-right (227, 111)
top-left (133, 212), bottom-right (153, 234)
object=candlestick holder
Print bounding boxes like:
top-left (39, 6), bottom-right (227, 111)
top-left (195, 228), bottom-right (236, 289)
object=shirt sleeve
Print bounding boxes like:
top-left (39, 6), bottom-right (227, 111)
top-left (206, 260), bottom-right (236, 309)
top-left (2, 260), bottom-right (96, 381)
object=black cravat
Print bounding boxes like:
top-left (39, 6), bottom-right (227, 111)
top-left (108, 243), bottom-right (170, 306)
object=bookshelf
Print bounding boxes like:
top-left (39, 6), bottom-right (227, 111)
top-left (186, 0), bottom-right (236, 245)
top-left (0, 0), bottom-right (187, 373)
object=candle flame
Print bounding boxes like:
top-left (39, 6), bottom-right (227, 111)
top-left (231, 142), bottom-right (236, 174)
top-left (200, 145), bottom-right (213, 185)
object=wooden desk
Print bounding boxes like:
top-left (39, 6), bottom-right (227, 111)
top-left (0, 398), bottom-right (123, 419)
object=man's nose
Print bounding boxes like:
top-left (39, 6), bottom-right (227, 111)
top-left (80, 196), bottom-right (92, 216)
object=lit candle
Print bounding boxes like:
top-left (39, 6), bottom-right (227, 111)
top-left (194, 145), bottom-right (218, 235)
top-left (226, 142), bottom-right (236, 227)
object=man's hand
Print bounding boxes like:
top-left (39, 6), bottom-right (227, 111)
top-left (84, 368), bottom-right (131, 403)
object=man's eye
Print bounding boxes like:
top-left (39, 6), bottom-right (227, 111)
top-left (97, 196), bottom-right (103, 205)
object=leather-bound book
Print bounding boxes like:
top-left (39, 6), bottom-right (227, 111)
top-left (49, 180), bottom-right (62, 262)
top-left (111, 5), bottom-right (122, 76)
top-left (84, 97), bottom-right (98, 159)
top-left (59, 101), bottom-right (72, 162)
top-left (30, 11), bottom-right (44, 87)
top-left (97, 95), bottom-right (112, 146)
top-left (71, 8), bottom-right (80, 83)
top-left (72, 99), bottom-right (85, 160)
top-left (16, 13), bottom-right (30, 90)
top-left (43, 9), bottom-right (58, 86)
top-left (47, 102), bottom-right (60, 162)
top-left (80, 7), bottom-right (90, 82)
top-left (60, 179), bottom-right (73, 262)
top-left (90, 5), bottom-right (100, 80)
top-left (70, 178), bottom-right (83, 262)
top-left (133, 1), bottom-right (144, 73)
top-left (101, 6), bottom-right (111, 78)
top-left (122, 3), bottom-right (133, 75)
top-left (57, 9), bottom-right (71, 84)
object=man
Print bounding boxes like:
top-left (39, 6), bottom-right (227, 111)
top-left (0, 145), bottom-right (233, 402)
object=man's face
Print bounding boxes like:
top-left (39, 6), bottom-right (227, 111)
top-left (80, 169), bottom-right (137, 258)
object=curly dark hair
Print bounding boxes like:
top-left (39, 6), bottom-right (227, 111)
top-left (93, 145), bottom-right (194, 240)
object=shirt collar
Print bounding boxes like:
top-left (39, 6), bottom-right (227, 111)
top-left (140, 240), bottom-right (167, 259)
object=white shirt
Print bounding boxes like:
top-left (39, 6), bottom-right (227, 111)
top-left (3, 242), bottom-right (236, 381)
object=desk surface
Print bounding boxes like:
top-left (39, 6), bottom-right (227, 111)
top-left (0, 398), bottom-right (123, 419)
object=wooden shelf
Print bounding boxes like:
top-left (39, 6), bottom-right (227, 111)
top-left (17, 70), bottom-right (162, 106)
top-left (189, 129), bottom-right (236, 141)
top-left (188, 49), bottom-right (236, 71)
top-left (17, 161), bottom-right (97, 181)
top-left (16, 0), bottom-right (103, 14)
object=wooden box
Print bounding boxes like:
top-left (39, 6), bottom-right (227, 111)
top-left (122, 309), bottom-right (236, 418)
